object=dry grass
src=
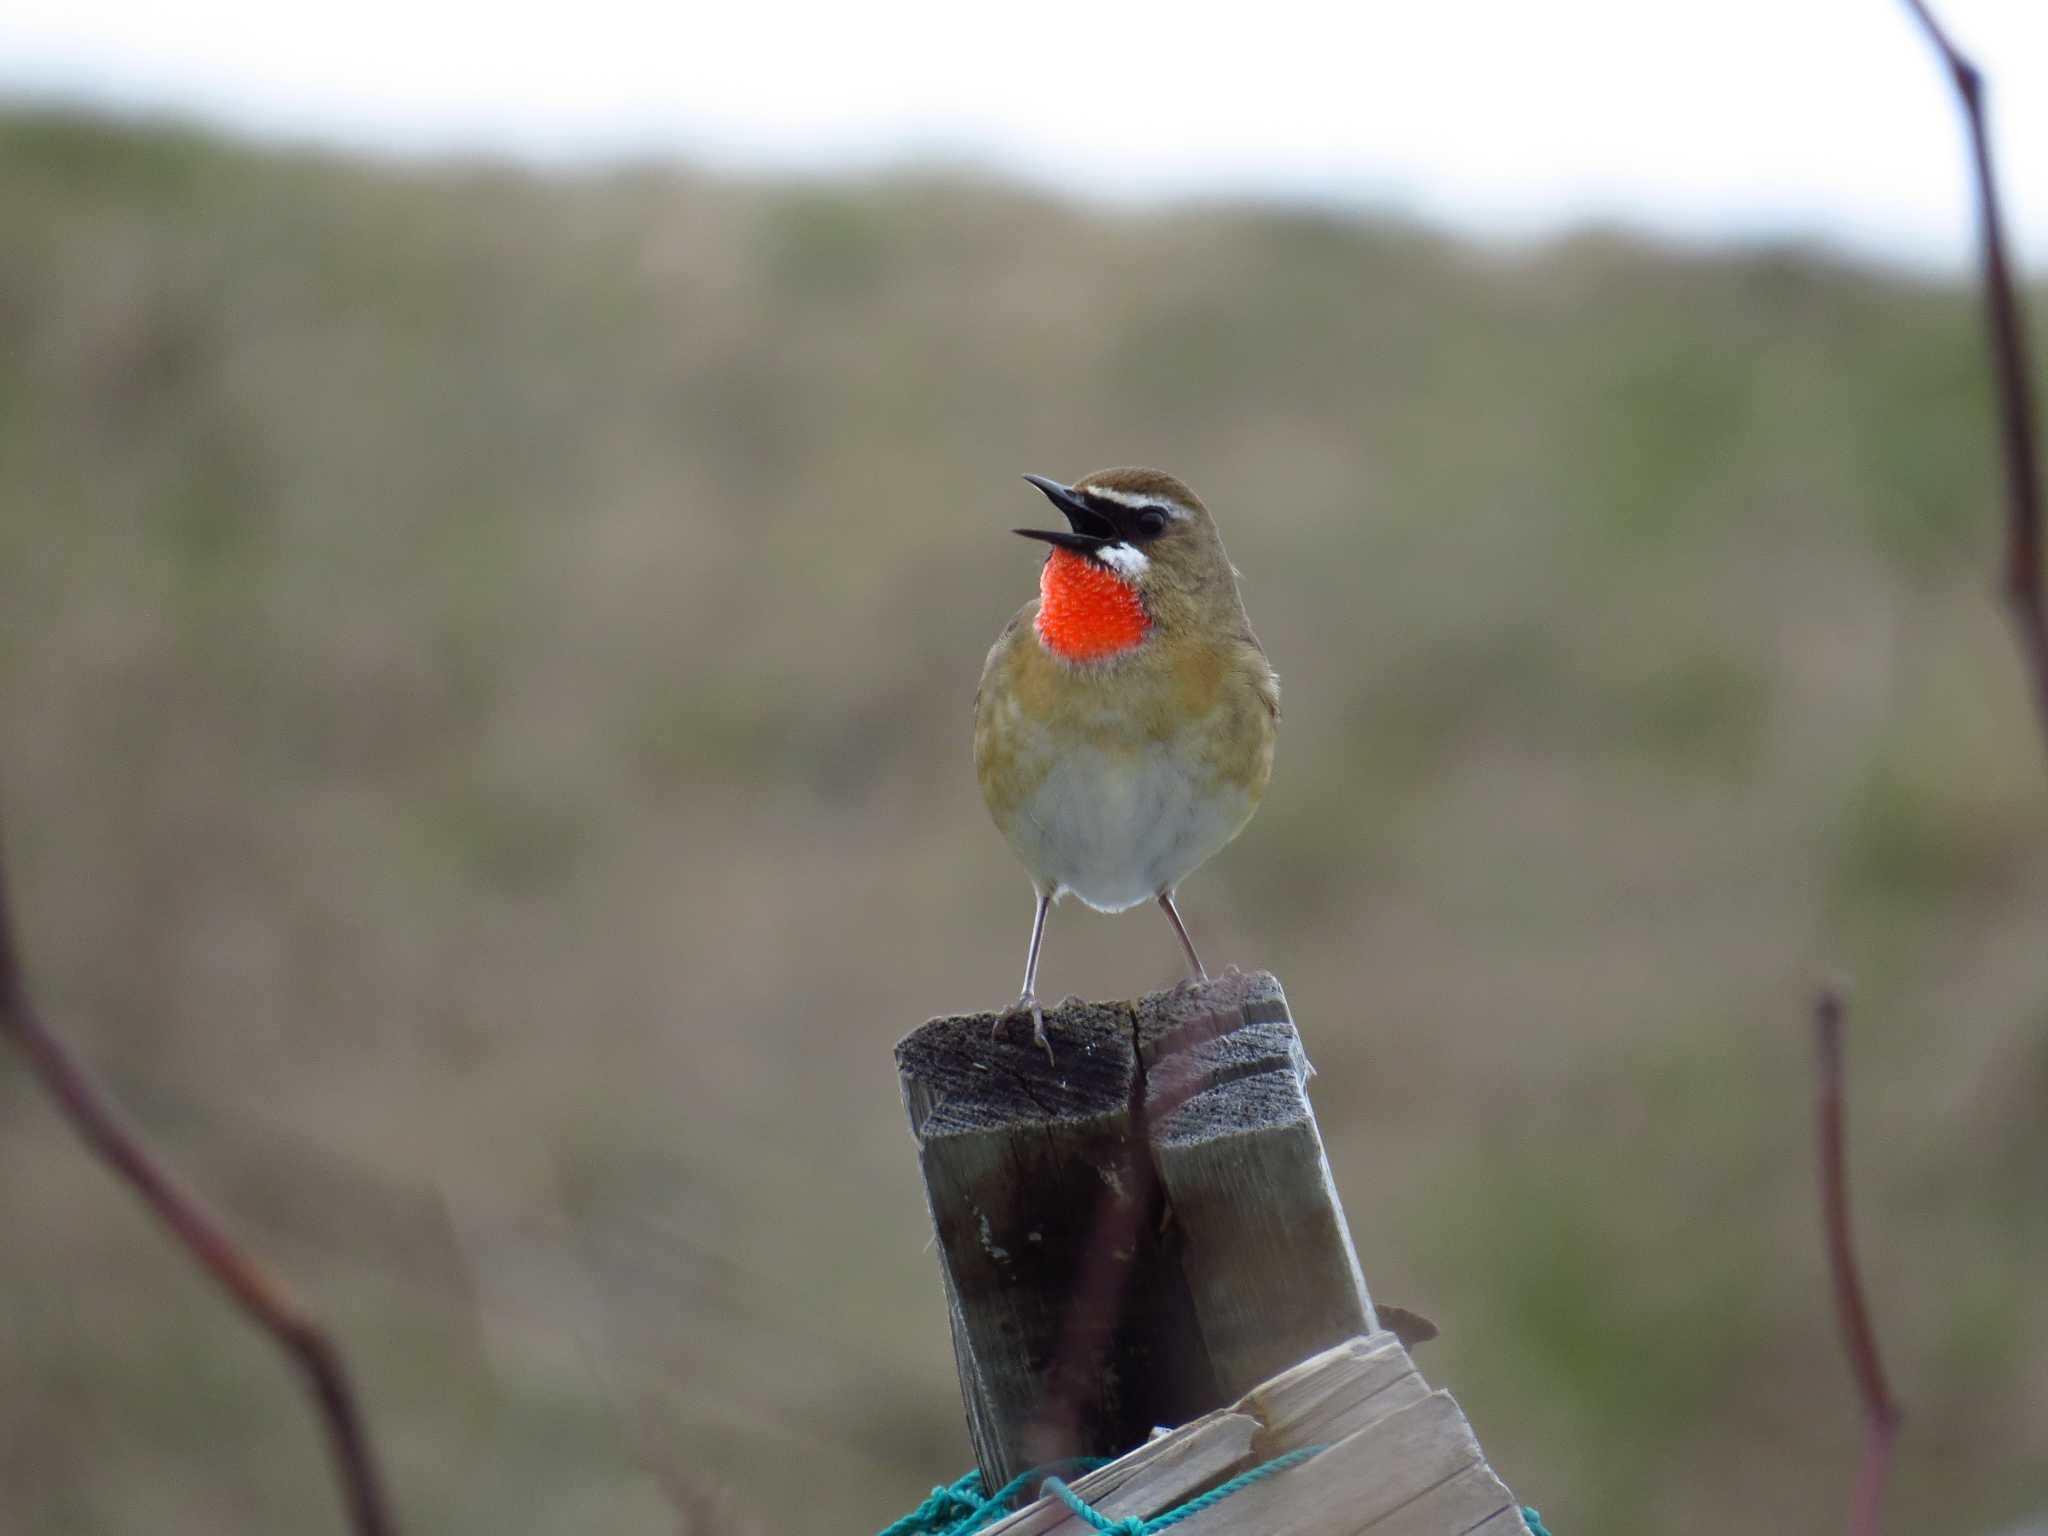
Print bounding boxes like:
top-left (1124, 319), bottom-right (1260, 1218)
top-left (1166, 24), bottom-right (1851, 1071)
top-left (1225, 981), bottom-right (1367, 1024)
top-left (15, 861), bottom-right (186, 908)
top-left (1, 107), bottom-right (2044, 1535)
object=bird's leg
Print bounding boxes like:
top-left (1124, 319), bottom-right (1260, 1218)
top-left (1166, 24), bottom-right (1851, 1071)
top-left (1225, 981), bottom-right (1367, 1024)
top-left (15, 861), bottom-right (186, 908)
top-left (997, 888), bottom-right (1055, 1063)
top-left (1158, 890), bottom-right (1207, 984)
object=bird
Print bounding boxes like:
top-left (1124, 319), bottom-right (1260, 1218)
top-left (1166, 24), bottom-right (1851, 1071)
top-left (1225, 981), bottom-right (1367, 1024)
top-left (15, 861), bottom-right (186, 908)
top-left (974, 468), bottom-right (1279, 1054)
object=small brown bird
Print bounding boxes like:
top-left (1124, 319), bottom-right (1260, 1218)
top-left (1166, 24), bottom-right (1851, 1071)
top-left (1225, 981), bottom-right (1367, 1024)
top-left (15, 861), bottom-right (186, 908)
top-left (974, 468), bottom-right (1279, 1050)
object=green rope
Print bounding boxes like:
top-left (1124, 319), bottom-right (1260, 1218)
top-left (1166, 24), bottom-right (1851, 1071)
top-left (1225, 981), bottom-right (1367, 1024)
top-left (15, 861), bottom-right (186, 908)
top-left (875, 1453), bottom-right (1559, 1536)
top-left (877, 1460), bottom-right (1108, 1536)
top-left (874, 1472), bottom-right (984, 1536)
top-left (1042, 1444), bottom-right (1322, 1534)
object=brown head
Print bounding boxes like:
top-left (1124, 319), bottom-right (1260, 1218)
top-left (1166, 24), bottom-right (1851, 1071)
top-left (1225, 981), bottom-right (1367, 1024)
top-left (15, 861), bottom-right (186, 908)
top-left (1015, 468), bottom-right (1244, 645)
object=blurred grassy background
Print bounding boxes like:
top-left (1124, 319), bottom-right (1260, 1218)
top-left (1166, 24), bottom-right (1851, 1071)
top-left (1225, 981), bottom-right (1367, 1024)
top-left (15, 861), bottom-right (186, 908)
top-left (1, 106), bottom-right (2045, 1536)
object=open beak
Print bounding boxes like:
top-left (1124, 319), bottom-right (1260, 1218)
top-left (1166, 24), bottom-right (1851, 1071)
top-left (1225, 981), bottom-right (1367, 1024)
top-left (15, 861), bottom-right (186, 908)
top-left (1015, 474), bottom-right (1114, 556)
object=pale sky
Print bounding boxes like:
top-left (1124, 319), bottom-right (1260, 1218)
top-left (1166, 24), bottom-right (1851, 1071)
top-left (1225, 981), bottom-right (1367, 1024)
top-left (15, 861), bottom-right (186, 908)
top-left (3, 0), bottom-right (2044, 271)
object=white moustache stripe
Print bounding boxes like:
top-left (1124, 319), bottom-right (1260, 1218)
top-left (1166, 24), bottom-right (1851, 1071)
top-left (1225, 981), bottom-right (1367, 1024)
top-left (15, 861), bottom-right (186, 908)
top-left (1094, 543), bottom-right (1150, 578)
top-left (1078, 486), bottom-right (1191, 519)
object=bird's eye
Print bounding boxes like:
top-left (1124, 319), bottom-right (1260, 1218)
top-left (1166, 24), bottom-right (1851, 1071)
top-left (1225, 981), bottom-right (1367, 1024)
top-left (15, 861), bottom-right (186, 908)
top-left (1135, 509), bottom-right (1169, 538)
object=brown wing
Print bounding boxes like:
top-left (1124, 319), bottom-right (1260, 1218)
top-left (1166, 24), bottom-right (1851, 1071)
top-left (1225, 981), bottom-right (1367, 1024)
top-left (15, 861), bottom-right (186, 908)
top-left (973, 600), bottom-right (1038, 716)
top-left (1239, 624), bottom-right (1281, 724)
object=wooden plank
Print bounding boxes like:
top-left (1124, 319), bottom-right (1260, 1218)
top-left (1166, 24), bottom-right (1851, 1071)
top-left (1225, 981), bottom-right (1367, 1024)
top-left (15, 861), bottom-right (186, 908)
top-left (1358, 1460), bottom-right (1518, 1536)
top-left (1164, 1391), bottom-right (1479, 1536)
top-left (964, 1336), bottom-right (1524, 1536)
top-left (976, 1412), bottom-right (1259, 1536)
top-left (1235, 1332), bottom-right (1423, 1456)
top-left (1463, 1508), bottom-right (1536, 1535)
top-left (1137, 972), bottom-right (1378, 1395)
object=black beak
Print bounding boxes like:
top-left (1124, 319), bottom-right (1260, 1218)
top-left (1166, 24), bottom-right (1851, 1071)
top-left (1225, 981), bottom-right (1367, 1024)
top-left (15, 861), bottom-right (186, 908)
top-left (1015, 474), bottom-right (1114, 555)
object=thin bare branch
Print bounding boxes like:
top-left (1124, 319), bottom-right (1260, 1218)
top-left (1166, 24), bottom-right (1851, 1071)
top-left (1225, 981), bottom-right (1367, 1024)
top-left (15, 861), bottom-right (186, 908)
top-left (0, 844), bottom-right (398, 1536)
top-left (1813, 989), bottom-right (1901, 1536)
top-left (1023, 1031), bottom-right (1183, 1472)
top-left (1025, 1004), bottom-right (1234, 1475)
top-left (1899, 0), bottom-right (2048, 757)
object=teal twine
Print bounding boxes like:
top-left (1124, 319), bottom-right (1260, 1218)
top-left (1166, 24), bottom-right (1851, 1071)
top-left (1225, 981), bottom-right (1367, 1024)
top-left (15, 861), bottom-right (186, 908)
top-left (876, 1472), bottom-right (983, 1536)
top-left (877, 1455), bottom-right (1560, 1536)
top-left (1042, 1444), bottom-right (1323, 1534)
top-left (877, 1460), bottom-right (1109, 1536)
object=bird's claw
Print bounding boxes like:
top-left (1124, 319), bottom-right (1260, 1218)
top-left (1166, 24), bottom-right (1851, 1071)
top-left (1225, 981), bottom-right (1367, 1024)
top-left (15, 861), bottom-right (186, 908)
top-left (995, 993), bottom-right (1056, 1067)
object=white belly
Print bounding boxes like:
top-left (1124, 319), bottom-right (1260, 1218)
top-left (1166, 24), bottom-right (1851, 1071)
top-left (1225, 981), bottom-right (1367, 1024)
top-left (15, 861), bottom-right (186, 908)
top-left (1009, 743), bottom-right (1252, 912)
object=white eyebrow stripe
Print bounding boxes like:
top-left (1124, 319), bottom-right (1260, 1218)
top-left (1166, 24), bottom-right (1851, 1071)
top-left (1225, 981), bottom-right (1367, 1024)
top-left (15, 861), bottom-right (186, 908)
top-left (1093, 543), bottom-right (1150, 578)
top-left (1076, 485), bottom-right (1191, 519)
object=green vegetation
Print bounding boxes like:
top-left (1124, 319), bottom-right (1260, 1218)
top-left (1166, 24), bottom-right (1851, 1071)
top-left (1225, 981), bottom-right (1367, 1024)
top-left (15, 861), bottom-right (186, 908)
top-left (1, 107), bottom-right (2044, 1535)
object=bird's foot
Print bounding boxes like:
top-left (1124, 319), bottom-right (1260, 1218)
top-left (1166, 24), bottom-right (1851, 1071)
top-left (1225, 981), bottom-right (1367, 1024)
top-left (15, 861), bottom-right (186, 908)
top-left (995, 992), bottom-right (1055, 1067)
top-left (1169, 971), bottom-right (1211, 998)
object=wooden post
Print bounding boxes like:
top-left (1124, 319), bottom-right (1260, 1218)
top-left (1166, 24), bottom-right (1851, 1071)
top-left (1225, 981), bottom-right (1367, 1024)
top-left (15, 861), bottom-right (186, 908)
top-left (1136, 973), bottom-right (1378, 1393)
top-left (897, 970), bottom-right (1377, 1490)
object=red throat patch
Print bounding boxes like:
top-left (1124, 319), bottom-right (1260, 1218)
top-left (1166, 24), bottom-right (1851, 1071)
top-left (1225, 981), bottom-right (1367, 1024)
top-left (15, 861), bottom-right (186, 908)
top-left (1035, 547), bottom-right (1150, 662)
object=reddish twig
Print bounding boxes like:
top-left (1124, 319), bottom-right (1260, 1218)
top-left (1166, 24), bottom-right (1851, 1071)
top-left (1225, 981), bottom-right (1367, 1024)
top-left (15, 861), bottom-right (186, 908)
top-left (1026, 996), bottom-right (1341, 1474)
top-left (1813, 989), bottom-right (1902, 1536)
top-left (1025, 1018), bottom-right (1206, 1468)
top-left (0, 848), bottom-right (398, 1536)
top-left (1899, 0), bottom-right (2048, 758)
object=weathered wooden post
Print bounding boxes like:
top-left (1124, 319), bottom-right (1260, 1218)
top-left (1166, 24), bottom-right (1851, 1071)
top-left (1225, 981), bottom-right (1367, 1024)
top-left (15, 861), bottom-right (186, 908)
top-left (897, 970), bottom-right (1528, 1533)
top-left (899, 971), bottom-right (1365, 1481)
